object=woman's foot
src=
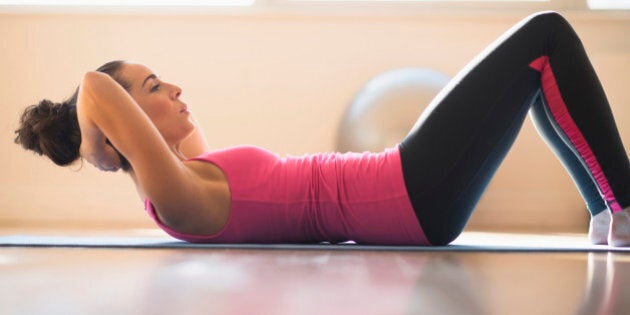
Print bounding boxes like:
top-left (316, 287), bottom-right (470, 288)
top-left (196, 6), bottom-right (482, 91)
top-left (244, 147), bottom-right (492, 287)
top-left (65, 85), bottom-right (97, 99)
top-left (589, 210), bottom-right (611, 245)
top-left (609, 208), bottom-right (630, 247)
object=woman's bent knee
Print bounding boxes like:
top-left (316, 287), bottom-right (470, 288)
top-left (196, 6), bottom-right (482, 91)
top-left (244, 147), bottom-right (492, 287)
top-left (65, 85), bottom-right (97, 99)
top-left (527, 11), bottom-right (573, 33)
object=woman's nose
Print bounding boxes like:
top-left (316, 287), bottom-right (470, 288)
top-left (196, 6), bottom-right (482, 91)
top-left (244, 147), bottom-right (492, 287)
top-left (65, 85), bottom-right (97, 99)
top-left (171, 85), bottom-right (182, 100)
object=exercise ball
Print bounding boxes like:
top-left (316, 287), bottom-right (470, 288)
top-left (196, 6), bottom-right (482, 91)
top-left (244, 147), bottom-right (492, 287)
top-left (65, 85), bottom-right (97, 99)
top-left (337, 68), bottom-right (450, 152)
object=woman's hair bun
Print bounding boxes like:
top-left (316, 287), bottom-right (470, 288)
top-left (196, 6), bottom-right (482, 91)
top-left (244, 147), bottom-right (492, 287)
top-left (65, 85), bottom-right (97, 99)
top-left (14, 98), bottom-right (81, 166)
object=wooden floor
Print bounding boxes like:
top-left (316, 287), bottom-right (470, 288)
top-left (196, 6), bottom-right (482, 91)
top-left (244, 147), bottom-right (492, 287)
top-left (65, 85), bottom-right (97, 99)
top-left (2, 230), bottom-right (630, 315)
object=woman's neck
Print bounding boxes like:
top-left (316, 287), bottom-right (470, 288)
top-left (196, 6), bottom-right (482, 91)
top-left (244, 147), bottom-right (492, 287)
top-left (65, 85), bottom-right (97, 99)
top-left (170, 142), bottom-right (188, 161)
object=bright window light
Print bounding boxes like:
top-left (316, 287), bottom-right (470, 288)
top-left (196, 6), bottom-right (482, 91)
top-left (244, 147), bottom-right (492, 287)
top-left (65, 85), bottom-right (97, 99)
top-left (588, 0), bottom-right (630, 9)
top-left (0, 0), bottom-right (255, 6)
top-left (288, 0), bottom-right (547, 2)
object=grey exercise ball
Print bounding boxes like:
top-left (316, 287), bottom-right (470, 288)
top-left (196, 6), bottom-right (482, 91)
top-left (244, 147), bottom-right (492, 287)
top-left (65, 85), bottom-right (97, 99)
top-left (336, 68), bottom-right (450, 152)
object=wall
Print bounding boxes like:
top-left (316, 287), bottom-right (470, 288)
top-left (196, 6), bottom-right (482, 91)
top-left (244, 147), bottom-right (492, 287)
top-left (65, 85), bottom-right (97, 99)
top-left (1, 8), bottom-right (629, 232)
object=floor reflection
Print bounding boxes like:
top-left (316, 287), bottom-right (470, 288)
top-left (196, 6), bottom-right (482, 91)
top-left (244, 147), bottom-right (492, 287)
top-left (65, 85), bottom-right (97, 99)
top-left (5, 246), bottom-right (630, 315)
top-left (407, 254), bottom-right (487, 315)
top-left (577, 252), bottom-right (630, 315)
top-left (141, 250), bottom-right (490, 315)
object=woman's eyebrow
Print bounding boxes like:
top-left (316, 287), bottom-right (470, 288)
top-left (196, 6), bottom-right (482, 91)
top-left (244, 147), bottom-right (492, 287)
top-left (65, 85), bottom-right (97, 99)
top-left (142, 74), bottom-right (157, 88)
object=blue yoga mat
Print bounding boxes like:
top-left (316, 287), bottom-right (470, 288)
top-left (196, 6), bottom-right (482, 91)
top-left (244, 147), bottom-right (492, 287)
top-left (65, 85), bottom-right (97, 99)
top-left (1, 232), bottom-right (629, 252)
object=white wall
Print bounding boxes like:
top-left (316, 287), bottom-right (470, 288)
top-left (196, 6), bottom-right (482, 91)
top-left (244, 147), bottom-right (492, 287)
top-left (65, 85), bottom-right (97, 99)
top-left (1, 9), bottom-right (629, 231)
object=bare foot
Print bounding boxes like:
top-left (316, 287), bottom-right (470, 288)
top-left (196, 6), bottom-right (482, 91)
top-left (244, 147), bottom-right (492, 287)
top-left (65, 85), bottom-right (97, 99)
top-left (609, 208), bottom-right (630, 247)
top-left (589, 210), bottom-right (610, 245)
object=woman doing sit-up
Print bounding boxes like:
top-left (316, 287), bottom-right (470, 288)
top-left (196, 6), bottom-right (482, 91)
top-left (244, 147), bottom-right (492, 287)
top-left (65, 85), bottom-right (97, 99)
top-left (15, 11), bottom-right (630, 246)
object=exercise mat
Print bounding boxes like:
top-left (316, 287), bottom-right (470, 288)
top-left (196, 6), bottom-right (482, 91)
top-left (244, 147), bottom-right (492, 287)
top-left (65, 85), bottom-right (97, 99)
top-left (1, 232), bottom-right (629, 252)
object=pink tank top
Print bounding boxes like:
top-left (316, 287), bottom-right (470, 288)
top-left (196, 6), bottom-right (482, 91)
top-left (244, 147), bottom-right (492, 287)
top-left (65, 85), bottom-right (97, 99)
top-left (145, 145), bottom-right (429, 245)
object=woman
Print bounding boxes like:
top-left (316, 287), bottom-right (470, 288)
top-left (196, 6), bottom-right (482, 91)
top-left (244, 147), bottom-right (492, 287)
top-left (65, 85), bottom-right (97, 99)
top-left (15, 11), bottom-right (630, 246)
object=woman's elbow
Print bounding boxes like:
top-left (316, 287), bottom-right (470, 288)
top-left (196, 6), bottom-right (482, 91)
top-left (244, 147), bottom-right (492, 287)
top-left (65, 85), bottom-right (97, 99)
top-left (81, 71), bottom-right (109, 91)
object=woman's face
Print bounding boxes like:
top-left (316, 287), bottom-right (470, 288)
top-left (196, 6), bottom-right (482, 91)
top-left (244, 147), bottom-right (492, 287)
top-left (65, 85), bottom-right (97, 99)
top-left (120, 62), bottom-right (195, 147)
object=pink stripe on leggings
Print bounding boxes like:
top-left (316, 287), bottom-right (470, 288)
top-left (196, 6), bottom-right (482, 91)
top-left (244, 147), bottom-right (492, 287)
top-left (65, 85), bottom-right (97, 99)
top-left (529, 56), bottom-right (622, 213)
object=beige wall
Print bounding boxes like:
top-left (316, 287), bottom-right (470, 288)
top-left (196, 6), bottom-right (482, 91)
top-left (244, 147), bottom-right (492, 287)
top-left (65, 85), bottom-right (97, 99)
top-left (1, 9), bottom-right (629, 232)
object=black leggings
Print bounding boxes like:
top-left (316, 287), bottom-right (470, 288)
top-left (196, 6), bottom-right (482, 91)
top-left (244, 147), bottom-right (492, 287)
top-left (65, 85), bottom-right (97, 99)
top-left (399, 11), bottom-right (630, 245)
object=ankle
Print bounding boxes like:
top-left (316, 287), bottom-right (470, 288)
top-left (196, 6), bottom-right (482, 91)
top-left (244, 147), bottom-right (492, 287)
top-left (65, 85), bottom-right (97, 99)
top-left (609, 207), bottom-right (630, 247)
top-left (589, 210), bottom-right (610, 245)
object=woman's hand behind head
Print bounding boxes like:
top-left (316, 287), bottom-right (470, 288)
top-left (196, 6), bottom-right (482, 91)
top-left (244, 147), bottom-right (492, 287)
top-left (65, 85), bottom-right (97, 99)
top-left (15, 60), bottom-right (132, 172)
top-left (80, 140), bottom-right (123, 172)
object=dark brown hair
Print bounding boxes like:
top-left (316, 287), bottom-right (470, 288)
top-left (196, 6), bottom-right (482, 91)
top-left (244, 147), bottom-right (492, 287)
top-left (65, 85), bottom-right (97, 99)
top-left (14, 60), bottom-right (131, 171)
